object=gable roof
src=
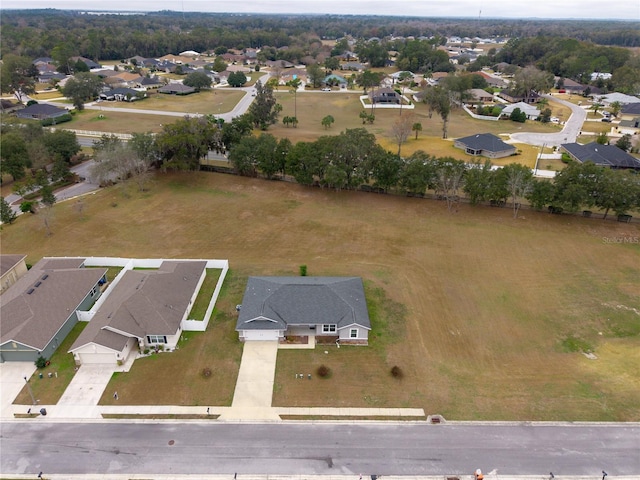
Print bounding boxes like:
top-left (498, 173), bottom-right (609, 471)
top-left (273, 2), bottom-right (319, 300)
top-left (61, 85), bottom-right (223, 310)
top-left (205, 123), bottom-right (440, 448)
top-left (0, 254), bottom-right (27, 278)
top-left (561, 142), bottom-right (640, 170)
top-left (621, 103), bottom-right (640, 116)
top-left (236, 277), bottom-right (370, 332)
top-left (456, 133), bottom-right (515, 154)
top-left (501, 101), bottom-right (541, 117)
top-left (158, 83), bottom-right (196, 94)
top-left (70, 261), bottom-right (206, 353)
top-left (0, 258), bottom-right (106, 351)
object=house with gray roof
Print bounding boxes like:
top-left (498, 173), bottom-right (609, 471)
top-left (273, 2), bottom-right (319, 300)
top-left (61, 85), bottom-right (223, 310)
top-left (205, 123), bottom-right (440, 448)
top-left (454, 133), bottom-right (516, 159)
top-left (70, 260), bottom-right (206, 365)
top-left (0, 258), bottom-right (106, 363)
top-left (16, 103), bottom-right (68, 120)
top-left (500, 101), bottom-right (541, 120)
top-left (560, 142), bottom-right (640, 170)
top-left (236, 277), bottom-right (371, 345)
top-left (158, 83), bottom-right (196, 95)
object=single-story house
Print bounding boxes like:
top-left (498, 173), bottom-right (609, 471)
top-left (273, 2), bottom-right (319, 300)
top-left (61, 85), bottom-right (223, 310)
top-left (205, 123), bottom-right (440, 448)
top-left (498, 90), bottom-right (540, 104)
top-left (454, 133), bottom-right (516, 159)
top-left (99, 87), bottom-right (144, 102)
top-left (70, 56), bottom-right (100, 70)
top-left (158, 83), bottom-right (196, 95)
top-left (500, 101), bottom-right (541, 120)
top-left (615, 117), bottom-right (640, 135)
top-left (620, 103), bottom-right (640, 119)
top-left (370, 87), bottom-right (400, 104)
top-left (468, 88), bottom-right (494, 103)
top-left (266, 60), bottom-right (295, 69)
top-left (594, 93), bottom-right (640, 107)
top-left (140, 76), bottom-right (164, 89)
top-left (236, 277), bottom-right (371, 345)
top-left (69, 260), bottom-right (206, 365)
top-left (341, 62), bottom-right (365, 71)
top-left (561, 142), bottom-right (640, 170)
top-left (560, 78), bottom-right (590, 94)
top-left (323, 74), bottom-right (348, 88)
top-left (1, 254), bottom-right (28, 295)
top-left (476, 71), bottom-right (507, 88)
top-left (15, 103), bottom-right (68, 120)
top-left (0, 258), bottom-right (107, 363)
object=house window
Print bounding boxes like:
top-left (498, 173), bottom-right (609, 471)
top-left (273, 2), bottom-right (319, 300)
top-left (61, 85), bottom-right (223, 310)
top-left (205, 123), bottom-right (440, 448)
top-left (350, 329), bottom-right (358, 338)
top-left (322, 324), bottom-right (337, 333)
top-left (147, 335), bottom-right (167, 344)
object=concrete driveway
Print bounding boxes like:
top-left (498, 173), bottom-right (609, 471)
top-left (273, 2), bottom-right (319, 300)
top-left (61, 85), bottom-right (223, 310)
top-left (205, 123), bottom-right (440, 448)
top-left (220, 340), bottom-right (280, 420)
top-left (51, 364), bottom-right (116, 418)
top-left (0, 362), bottom-right (36, 418)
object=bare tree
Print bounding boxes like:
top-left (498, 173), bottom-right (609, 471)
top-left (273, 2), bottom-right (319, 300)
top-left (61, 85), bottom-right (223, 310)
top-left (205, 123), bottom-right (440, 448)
top-left (392, 114), bottom-right (414, 156)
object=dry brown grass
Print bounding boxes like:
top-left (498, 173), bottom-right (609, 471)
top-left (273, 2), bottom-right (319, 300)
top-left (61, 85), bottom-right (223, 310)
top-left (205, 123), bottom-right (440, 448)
top-left (2, 172), bottom-right (639, 420)
top-left (68, 109), bottom-right (175, 133)
top-left (101, 89), bottom-right (244, 115)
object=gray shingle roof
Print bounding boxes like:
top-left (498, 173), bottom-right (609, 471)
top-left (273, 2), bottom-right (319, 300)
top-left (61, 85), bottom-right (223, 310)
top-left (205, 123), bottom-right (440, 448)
top-left (561, 142), bottom-right (640, 170)
top-left (0, 258), bottom-right (106, 351)
top-left (0, 254), bottom-right (26, 277)
top-left (236, 277), bottom-right (371, 332)
top-left (456, 133), bottom-right (514, 154)
top-left (70, 261), bottom-right (206, 352)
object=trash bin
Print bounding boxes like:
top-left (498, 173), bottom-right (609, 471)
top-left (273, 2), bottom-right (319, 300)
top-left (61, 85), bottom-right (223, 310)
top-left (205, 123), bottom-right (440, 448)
top-left (38, 373), bottom-right (43, 379)
top-left (39, 408), bottom-right (47, 416)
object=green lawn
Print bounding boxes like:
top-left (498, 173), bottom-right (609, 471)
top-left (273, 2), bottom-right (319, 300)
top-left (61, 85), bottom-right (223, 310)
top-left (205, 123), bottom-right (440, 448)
top-left (3, 172), bottom-right (639, 420)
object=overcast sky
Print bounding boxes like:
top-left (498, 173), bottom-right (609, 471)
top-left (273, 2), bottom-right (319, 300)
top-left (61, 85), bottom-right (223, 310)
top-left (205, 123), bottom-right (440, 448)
top-left (3, 0), bottom-right (639, 20)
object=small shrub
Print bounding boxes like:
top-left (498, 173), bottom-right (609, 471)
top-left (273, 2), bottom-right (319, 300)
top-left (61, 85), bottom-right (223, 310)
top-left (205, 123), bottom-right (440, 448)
top-left (391, 365), bottom-right (403, 378)
top-left (561, 335), bottom-right (593, 353)
top-left (143, 348), bottom-right (150, 355)
top-left (317, 364), bottom-right (330, 378)
top-left (35, 356), bottom-right (47, 369)
top-left (299, 264), bottom-right (307, 276)
top-left (202, 367), bottom-right (212, 378)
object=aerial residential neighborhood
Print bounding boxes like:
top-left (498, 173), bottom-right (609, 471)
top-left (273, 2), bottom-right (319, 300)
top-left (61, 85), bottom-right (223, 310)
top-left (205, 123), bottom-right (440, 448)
top-left (0, 5), bottom-right (639, 480)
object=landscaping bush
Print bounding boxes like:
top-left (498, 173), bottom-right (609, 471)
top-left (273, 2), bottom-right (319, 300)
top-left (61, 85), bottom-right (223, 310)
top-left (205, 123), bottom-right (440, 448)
top-left (41, 113), bottom-right (72, 126)
top-left (317, 364), bottom-right (331, 378)
top-left (390, 365), bottom-right (403, 378)
top-left (202, 367), bottom-right (212, 378)
top-left (299, 264), bottom-right (307, 276)
top-left (35, 356), bottom-right (47, 369)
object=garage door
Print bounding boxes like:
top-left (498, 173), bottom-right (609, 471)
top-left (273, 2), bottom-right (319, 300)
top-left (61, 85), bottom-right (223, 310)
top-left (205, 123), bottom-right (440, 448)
top-left (78, 352), bottom-right (116, 364)
top-left (243, 330), bottom-right (280, 341)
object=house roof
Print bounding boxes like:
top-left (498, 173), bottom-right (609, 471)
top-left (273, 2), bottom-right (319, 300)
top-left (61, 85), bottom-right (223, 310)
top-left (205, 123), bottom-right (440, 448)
top-left (15, 103), bottom-right (68, 118)
top-left (158, 83), bottom-right (196, 94)
top-left (621, 103), bottom-right (640, 115)
top-left (0, 258), bottom-right (106, 351)
top-left (456, 133), bottom-right (515, 153)
top-left (70, 261), bottom-right (206, 353)
top-left (468, 88), bottom-right (494, 100)
top-left (0, 254), bottom-right (26, 278)
top-left (501, 102), bottom-right (540, 117)
top-left (236, 277), bottom-right (371, 332)
top-left (561, 142), bottom-right (640, 169)
top-left (596, 93), bottom-right (640, 105)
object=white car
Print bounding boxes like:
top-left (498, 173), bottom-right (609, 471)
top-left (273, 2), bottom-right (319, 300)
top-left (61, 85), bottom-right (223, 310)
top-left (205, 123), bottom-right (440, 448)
top-left (321, 87), bottom-right (331, 92)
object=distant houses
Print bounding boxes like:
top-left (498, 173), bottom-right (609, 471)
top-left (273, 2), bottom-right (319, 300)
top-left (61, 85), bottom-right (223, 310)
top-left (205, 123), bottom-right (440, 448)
top-left (561, 143), bottom-right (640, 171)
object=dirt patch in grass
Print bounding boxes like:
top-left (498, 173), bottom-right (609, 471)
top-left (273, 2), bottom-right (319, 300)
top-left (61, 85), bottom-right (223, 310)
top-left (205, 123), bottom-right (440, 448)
top-left (2, 172), bottom-right (639, 420)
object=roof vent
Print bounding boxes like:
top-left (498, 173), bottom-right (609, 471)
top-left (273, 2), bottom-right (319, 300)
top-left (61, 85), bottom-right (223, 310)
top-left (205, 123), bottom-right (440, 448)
top-left (27, 288), bottom-right (35, 294)
top-left (41, 274), bottom-right (49, 280)
top-left (34, 281), bottom-right (42, 287)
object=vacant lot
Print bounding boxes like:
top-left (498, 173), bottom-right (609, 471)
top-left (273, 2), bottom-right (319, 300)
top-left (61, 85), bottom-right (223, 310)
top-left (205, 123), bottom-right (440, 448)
top-left (2, 172), bottom-right (638, 420)
top-left (101, 89), bottom-right (244, 115)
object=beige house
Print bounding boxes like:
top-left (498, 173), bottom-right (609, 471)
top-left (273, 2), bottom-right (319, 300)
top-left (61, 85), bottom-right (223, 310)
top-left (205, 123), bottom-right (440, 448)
top-left (0, 255), bottom-right (28, 295)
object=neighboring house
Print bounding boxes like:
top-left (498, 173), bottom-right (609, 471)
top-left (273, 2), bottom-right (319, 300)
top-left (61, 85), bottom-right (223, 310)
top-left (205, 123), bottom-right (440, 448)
top-left (594, 93), bottom-right (640, 106)
top-left (498, 90), bottom-right (540, 104)
top-left (615, 117), bottom-right (640, 136)
top-left (0, 258), bottom-right (106, 363)
top-left (70, 56), bottom-right (100, 70)
top-left (323, 74), bottom-right (347, 88)
top-left (265, 60), bottom-right (295, 69)
top-left (619, 103), bottom-right (640, 119)
top-left (70, 261), bottom-right (207, 365)
top-left (468, 88), bottom-right (494, 103)
top-left (32, 57), bottom-right (54, 66)
top-left (426, 71), bottom-right (451, 86)
top-left (38, 72), bottom-right (67, 84)
top-left (15, 104), bottom-right (68, 120)
top-left (476, 71), bottom-right (508, 88)
top-left (158, 83), bottom-right (196, 95)
top-left (560, 78), bottom-right (590, 94)
top-left (341, 62), bottom-right (365, 71)
top-left (99, 87), bottom-right (144, 102)
top-left (140, 76), bottom-right (164, 90)
top-left (370, 87), bottom-right (400, 104)
top-left (561, 142), bottom-right (640, 170)
top-left (500, 101), bottom-right (541, 120)
top-left (0, 255), bottom-right (28, 295)
top-left (236, 277), bottom-right (371, 344)
top-left (454, 133), bottom-right (516, 159)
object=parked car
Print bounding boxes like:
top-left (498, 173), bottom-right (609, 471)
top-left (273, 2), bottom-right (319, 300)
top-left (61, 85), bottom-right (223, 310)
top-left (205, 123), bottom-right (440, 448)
top-left (321, 87), bottom-right (331, 92)
top-left (601, 118), bottom-right (612, 122)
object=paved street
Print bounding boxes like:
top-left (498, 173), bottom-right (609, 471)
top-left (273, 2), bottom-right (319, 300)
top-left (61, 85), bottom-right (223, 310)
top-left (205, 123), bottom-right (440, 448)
top-left (1, 422), bottom-right (638, 477)
top-left (510, 95), bottom-right (588, 147)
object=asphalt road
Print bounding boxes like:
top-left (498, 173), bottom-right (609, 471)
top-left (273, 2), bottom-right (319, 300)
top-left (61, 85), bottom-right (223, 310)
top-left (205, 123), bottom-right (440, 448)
top-left (1, 422), bottom-right (638, 477)
top-left (510, 95), bottom-right (588, 147)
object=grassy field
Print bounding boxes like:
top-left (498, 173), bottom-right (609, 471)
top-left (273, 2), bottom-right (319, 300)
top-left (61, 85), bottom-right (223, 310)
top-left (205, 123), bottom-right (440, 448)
top-left (101, 89), bottom-right (244, 115)
top-left (67, 109), bottom-right (176, 134)
top-left (2, 172), bottom-right (639, 420)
